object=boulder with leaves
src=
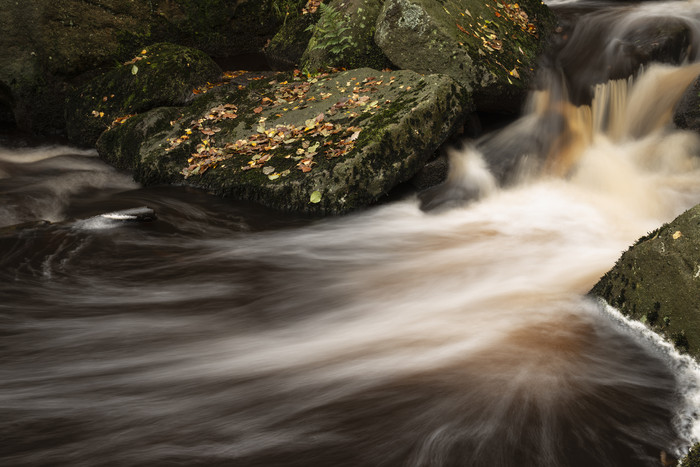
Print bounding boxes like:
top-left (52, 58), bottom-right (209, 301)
top-left (375, 0), bottom-right (556, 112)
top-left (96, 67), bottom-right (470, 215)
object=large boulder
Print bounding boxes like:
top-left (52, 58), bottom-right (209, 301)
top-left (96, 68), bottom-right (470, 214)
top-left (301, 0), bottom-right (393, 72)
top-left (65, 43), bottom-right (222, 148)
top-left (375, 0), bottom-right (556, 112)
top-left (590, 204), bottom-right (700, 358)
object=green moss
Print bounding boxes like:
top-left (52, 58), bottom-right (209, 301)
top-left (65, 42), bottom-right (221, 147)
top-left (681, 443), bottom-right (700, 466)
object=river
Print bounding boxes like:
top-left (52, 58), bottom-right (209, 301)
top-left (4, 1), bottom-right (700, 466)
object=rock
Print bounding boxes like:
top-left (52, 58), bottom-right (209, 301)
top-left (301, 0), bottom-right (393, 72)
top-left (0, 0), bottom-right (304, 136)
top-left (375, 0), bottom-right (556, 112)
top-left (674, 75), bottom-right (700, 132)
top-left (410, 154), bottom-right (449, 190)
top-left (74, 207), bottom-right (157, 230)
top-left (265, 11), bottom-right (320, 70)
top-left (65, 43), bottom-right (222, 148)
top-left (553, 15), bottom-right (693, 105)
top-left (96, 68), bottom-right (471, 215)
top-left (681, 444), bottom-right (700, 466)
top-left (590, 204), bottom-right (700, 358)
top-left (0, 0), bottom-right (156, 135)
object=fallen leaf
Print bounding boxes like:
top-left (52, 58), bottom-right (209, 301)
top-left (131, 65), bottom-right (138, 75)
top-left (253, 106), bottom-right (263, 114)
top-left (309, 191), bottom-right (322, 203)
top-left (673, 230), bottom-right (683, 240)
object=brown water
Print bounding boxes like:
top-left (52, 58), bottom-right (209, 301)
top-left (4, 1), bottom-right (700, 466)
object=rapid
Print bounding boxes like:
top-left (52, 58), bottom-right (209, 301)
top-left (4, 1), bottom-right (700, 466)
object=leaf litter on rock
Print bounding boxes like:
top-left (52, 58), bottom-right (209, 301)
top-left (178, 69), bottom-right (424, 179)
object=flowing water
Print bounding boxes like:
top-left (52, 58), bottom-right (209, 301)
top-left (5, 2), bottom-right (700, 466)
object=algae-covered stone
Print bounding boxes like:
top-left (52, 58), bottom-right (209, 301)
top-left (66, 43), bottom-right (222, 148)
top-left (301, 0), bottom-right (393, 72)
top-left (97, 68), bottom-right (471, 215)
top-left (590, 204), bottom-right (700, 358)
top-left (375, 0), bottom-right (555, 112)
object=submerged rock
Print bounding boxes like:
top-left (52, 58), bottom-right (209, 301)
top-left (65, 43), bottom-right (222, 148)
top-left (96, 68), bottom-right (470, 215)
top-left (375, 0), bottom-right (556, 112)
top-left (590, 204), bottom-right (700, 358)
top-left (74, 207), bottom-right (156, 230)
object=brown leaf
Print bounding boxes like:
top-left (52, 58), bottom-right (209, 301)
top-left (253, 106), bottom-right (263, 114)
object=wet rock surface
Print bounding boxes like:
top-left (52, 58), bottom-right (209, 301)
top-left (591, 204), bottom-right (700, 359)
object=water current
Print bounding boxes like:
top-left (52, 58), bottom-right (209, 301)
top-left (5, 1), bottom-right (700, 466)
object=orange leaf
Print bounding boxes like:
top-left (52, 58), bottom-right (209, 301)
top-left (253, 106), bottom-right (263, 114)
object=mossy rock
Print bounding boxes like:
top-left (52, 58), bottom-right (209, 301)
top-left (65, 43), bottom-right (222, 148)
top-left (97, 68), bottom-right (471, 215)
top-left (0, 0), bottom-right (305, 136)
top-left (590, 204), bottom-right (700, 358)
top-left (375, 0), bottom-right (556, 112)
top-left (265, 10), bottom-right (320, 70)
top-left (681, 443), bottom-right (700, 466)
top-left (301, 0), bottom-right (393, 72)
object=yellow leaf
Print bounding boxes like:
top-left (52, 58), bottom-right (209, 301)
top-left (309, 191), bottom-right (322, 203)
top-left (673, 231), bottom-right (683, 240)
